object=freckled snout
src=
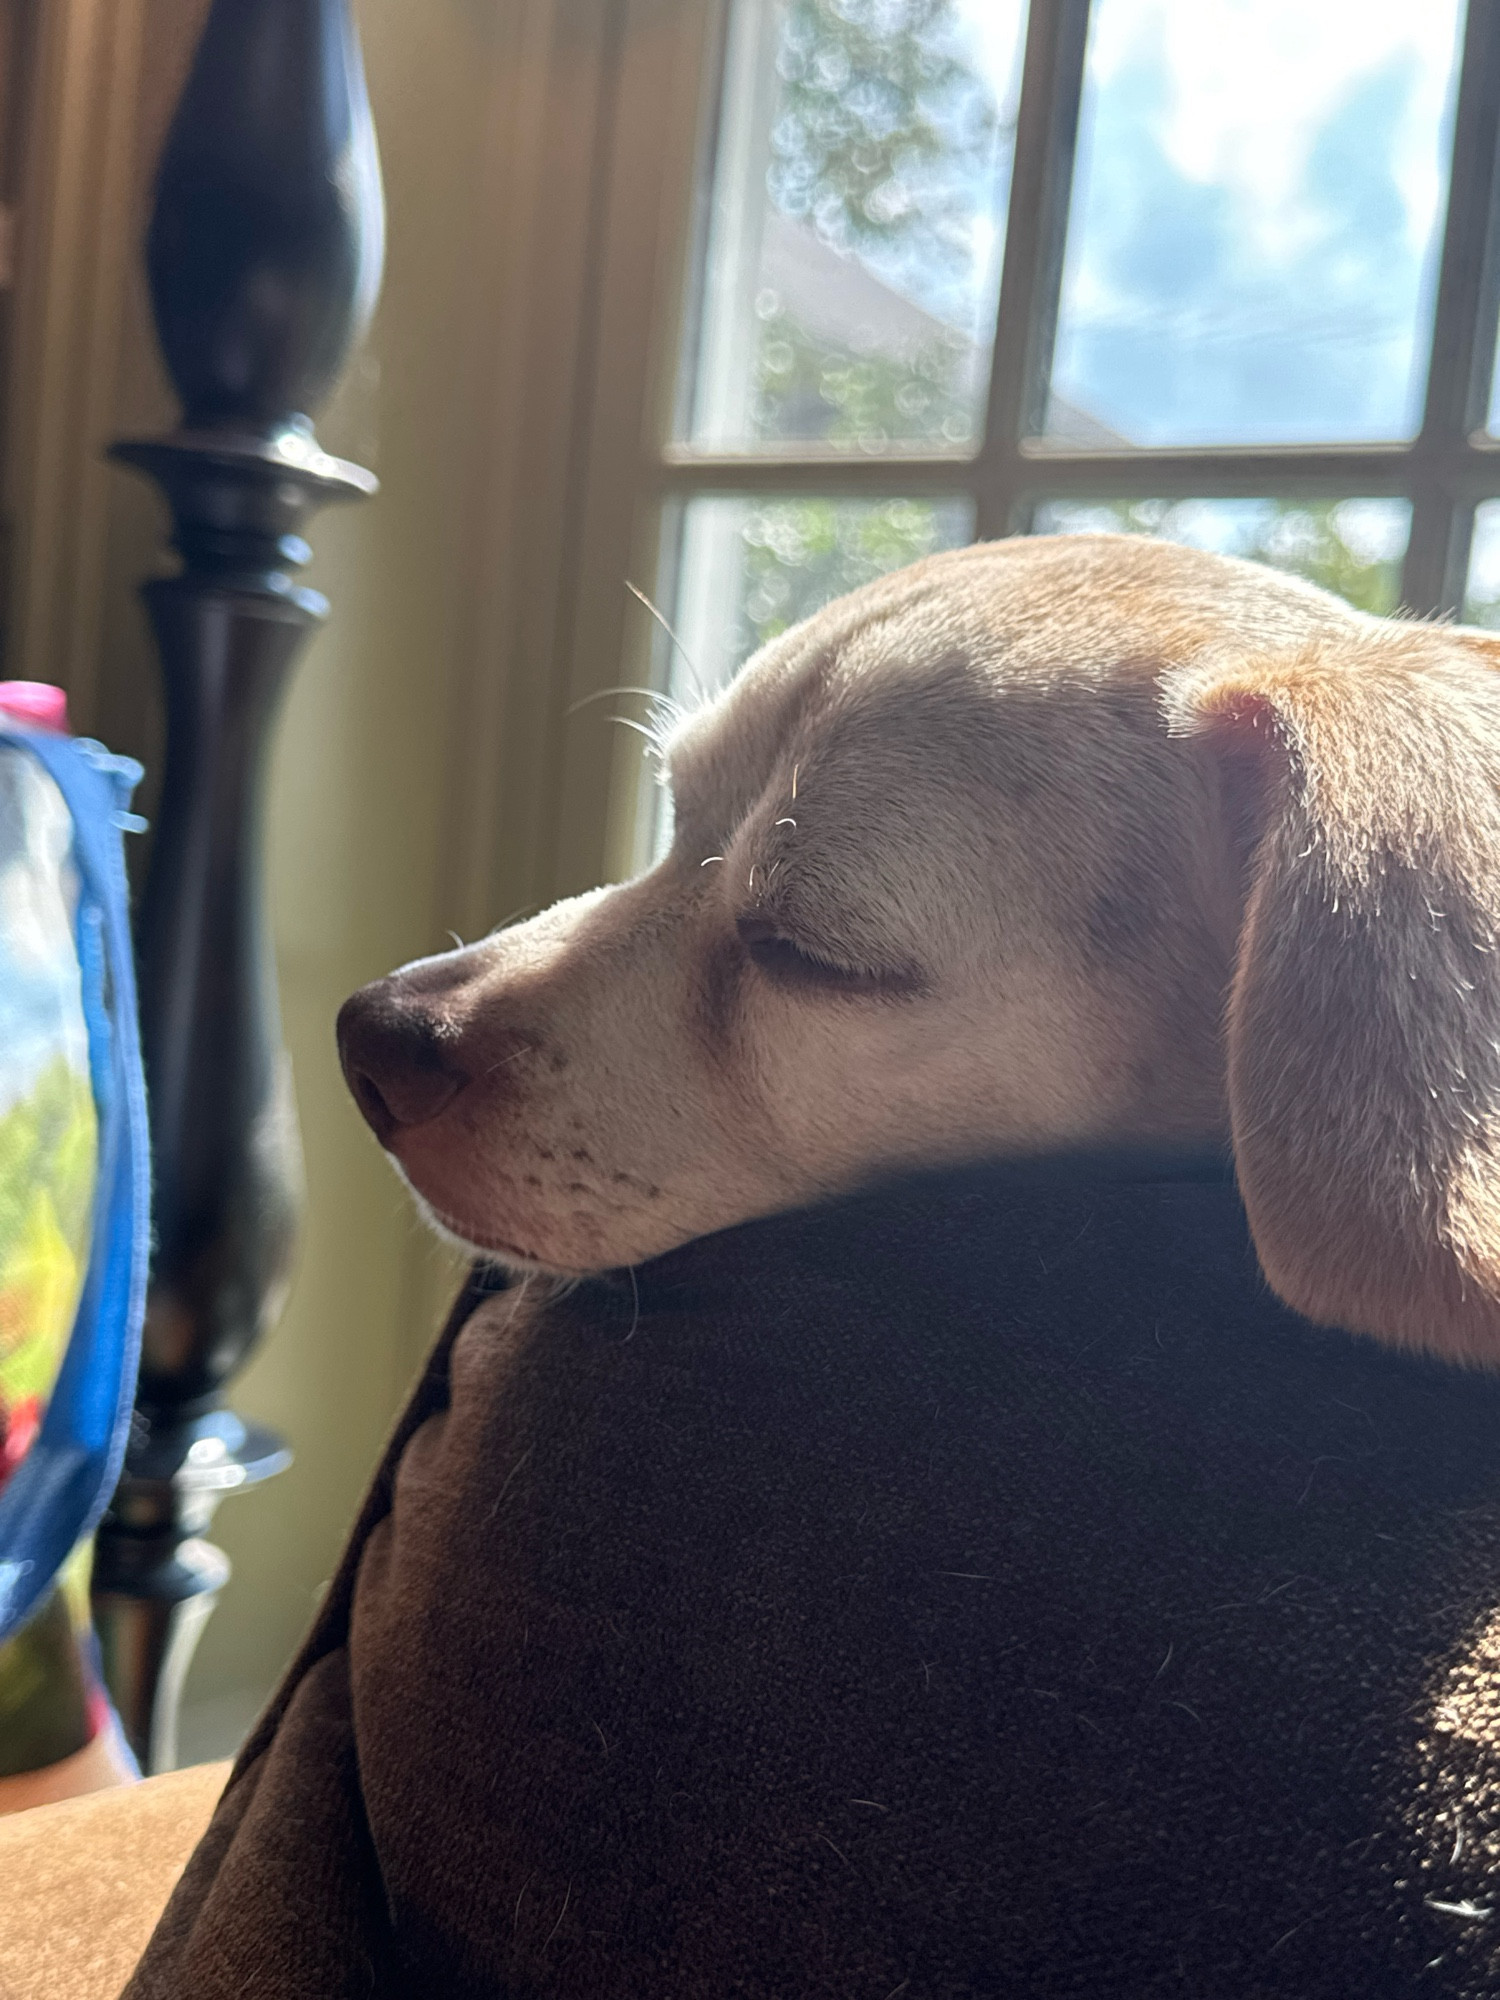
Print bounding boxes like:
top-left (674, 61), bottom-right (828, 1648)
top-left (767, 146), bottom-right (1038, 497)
top-left (337, 978), bottom-right (468, 1146)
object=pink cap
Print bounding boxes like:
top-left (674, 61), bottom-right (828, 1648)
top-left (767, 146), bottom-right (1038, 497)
top-left (0, 682), bottom-right (68, 732)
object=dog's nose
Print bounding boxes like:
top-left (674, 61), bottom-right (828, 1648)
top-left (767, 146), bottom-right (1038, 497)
top-left (337, 980), bottom-right (467, 1145)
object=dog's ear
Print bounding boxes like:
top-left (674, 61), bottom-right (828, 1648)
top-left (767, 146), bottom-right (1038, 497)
top-left (1164, 636), bottom-right (1500, 1364)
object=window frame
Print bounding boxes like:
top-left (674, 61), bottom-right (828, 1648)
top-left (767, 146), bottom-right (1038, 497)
top-left (649, 0), bottom-right (1500, 611)
top-left (548, 0), bottom-right (1500, 892)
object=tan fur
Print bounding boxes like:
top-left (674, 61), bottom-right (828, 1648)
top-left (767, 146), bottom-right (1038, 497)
top-left (339, 534), bottom-right (1500, 1364)
top-left (1166, 634), bottom-right (1500, 1362)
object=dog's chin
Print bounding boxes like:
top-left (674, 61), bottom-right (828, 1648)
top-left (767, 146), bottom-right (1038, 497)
top-left (387, 1158), bottom-right (584, 1279)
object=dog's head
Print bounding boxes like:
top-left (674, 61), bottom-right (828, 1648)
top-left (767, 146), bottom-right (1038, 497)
top-left (338, 534), bottom-right (1500, 1364)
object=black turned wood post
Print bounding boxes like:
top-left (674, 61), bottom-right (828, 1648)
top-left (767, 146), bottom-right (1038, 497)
top-left (92, 0), bottom-right (384, 1774)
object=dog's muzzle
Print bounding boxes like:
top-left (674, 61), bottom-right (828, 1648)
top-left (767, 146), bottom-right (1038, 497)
top-left (337, 978), bottom-right (468, 1145)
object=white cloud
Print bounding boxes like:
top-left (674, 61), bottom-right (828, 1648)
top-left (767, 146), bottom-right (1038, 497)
top-left (1092, 0), bottom-right (1461, 255)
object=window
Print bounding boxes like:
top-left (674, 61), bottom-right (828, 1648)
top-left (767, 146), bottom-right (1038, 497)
top-left (629, 0), bottom-right (1500, 841)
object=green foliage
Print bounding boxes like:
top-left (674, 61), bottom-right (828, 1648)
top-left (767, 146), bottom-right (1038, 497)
top-left (770, 0), bottom-right (996, 277)
top-left (1249, 504), bottom-right (1403, 614)
top-left (1036, 498), bottom-right (1405, 615)
top-left (0, 1058), bottom-right (95, 1274)
top-left (753, 302), bottom-right (974, 446)
top-left (748, 0), bottom-right (1000, 448)
top-left (726, 490), bottom-right (1403, 679)
top-left (0, 1056), bottom-right (96, 1399)
top-left (738, 495), bottom-right (968, 652)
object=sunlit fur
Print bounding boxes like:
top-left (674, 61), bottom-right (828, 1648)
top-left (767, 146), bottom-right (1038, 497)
top-left (355, 533), bottom-right (1500, 1365)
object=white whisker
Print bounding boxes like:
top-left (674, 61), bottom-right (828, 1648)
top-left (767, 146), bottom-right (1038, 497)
top-left (624, 1263), bottom-right (640, 1342)
top-left (566, 683), bottom-right (682, 719)
top-left (485, 1043), bottom-right (536, 1075)
top-left (624, 580), bottom-right (706, 703)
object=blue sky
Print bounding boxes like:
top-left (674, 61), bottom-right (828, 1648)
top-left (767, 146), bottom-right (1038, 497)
top-left (1047, 0), bottom-right (1465, 446)
top-left (670, 0), bottom-right (1480, 706)
top-left (835, 0), bottom-right (1467, 446)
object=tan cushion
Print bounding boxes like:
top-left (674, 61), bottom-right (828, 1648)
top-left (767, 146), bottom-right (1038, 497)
top-left (0, 1760), bottom-right (229, 2000)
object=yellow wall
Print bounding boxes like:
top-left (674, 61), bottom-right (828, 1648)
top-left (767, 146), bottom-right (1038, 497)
top-left (6, 0), bottom-right (537, 1738)
top-left (5, 0), bottom-right (703, 1747)
top-left (179, 0), bottom-right (513, 1726)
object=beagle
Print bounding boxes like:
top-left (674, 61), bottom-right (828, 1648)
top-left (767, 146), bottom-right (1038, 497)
top-left (338, 533), bottom-right (1500, 1364)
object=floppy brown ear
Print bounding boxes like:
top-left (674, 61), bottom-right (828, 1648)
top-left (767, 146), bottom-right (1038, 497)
top-left (1164, 634), bottom-right (1500, 1365)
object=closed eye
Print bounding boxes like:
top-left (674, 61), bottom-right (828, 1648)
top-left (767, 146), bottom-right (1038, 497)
top-left (735, 915), bottom-right (922, 997)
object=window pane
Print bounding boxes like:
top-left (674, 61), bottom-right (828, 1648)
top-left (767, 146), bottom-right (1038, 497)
top-left (679, 0), bottom-right (1026, 453)
top-left (1465, 500), bottom-right (1500, 626)
top-left (666, 494), bottom-right (974, 702)
top-left (1045, 0), bottom-right (1463, 448)
top-left (1032, 498), bottom-right (1411, 613)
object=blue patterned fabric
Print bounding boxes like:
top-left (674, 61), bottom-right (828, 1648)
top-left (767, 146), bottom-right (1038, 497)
top-left (0, 729), bottom-right (150, 1646)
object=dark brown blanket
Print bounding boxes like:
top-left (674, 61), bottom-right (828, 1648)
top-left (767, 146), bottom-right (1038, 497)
top-left (125, 1157), bottom-right (1500, 1997)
